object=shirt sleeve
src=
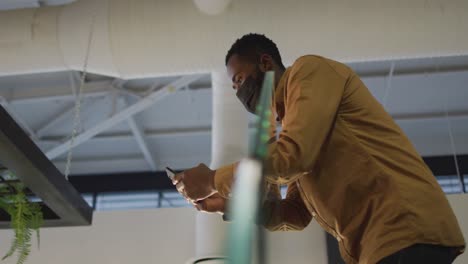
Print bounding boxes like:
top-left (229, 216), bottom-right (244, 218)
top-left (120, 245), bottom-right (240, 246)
top-left (264, 56), bottom-right (345, 184)
top-left (262, 182), bottom-right (312, 231)
top-left (214, 162), bottom-right (237, 198)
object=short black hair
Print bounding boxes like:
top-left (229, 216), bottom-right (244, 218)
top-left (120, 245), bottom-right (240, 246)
top-left (225, 33), bottom-right (285, 69)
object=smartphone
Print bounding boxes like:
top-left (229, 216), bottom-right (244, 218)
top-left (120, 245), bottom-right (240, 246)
top-left (165, 166), bottom-right (176, 181)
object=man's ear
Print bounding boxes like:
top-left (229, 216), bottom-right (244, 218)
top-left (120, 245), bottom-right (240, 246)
top-left (259, 54), bottom-right (274, 72)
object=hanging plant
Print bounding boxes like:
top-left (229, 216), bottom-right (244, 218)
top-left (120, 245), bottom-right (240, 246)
top-left (0, 170), bottom-right (43, 264)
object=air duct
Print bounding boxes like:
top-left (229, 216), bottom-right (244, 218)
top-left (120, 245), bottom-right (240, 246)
top-left (0, 0), bottom-right (467, 78)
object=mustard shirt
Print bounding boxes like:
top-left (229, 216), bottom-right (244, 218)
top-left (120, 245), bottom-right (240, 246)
top-left (215, 55), bottom-right (465, 264)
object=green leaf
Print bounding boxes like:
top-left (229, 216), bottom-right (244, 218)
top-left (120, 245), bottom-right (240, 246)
top-left (1, 181), bottom-right (43, 264)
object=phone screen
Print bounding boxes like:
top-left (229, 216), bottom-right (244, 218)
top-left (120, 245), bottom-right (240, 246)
top-left (165, 167), bottom-right (176, 181)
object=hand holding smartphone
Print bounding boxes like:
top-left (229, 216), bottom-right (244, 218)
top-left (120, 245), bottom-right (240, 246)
top-left (166, 166), bottom-right (185, 193)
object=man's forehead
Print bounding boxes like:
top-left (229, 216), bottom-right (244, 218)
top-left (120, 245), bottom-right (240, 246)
top-left (226, 54), bottom-right (248, 78)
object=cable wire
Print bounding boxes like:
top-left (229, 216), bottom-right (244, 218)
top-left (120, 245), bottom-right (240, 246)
top-left (64, 16), bottom-right (96, 180)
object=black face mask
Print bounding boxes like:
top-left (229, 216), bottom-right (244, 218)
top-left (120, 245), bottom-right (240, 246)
top-left (236, 70), bottom-right (265, 115)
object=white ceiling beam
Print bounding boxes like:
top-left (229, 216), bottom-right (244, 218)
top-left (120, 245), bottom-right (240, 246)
top-left (38, 108), bottom-right (468, 145)
top-left (51, 155), bottom-right (208, 175)
top-left (127, 115), bottom-right (157, 171)
top-left (1, 80), bottom-right (113, 104)
top-left (35, 97), bottom-right (104, 138)
top-left (38, 126), bottom-right (213, 145)
top-left (122, 96), bottom-right (158, 171)
top-left (45, 74), bottom-right (203, 160)
top-left (36, 103), bottom-right (76, 138)
top-left (111, 80), bottom-right (143, 100)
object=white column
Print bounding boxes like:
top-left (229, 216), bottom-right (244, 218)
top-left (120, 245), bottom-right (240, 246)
top-left (192, 70), bottom-right (249, 262)
top-left (210, 72), bottom-right (249, 169)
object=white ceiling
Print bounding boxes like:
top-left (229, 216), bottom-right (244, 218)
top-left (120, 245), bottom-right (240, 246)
top-left (0, 55), bottom-right (467, 175)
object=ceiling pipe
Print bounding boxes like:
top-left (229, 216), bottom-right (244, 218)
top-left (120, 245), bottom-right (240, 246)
top-left (0, 0), bottom-right (467, 78)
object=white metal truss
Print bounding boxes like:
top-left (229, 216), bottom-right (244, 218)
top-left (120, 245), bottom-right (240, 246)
top-left (0, 80), bottom-right (113, 104)
top-left (126, 113), bottom-right (157, 171)
top-left (36, 103), bottom-right (78, 138)
top-left (36, 108), bottom-right (468, 147)
top-left (35, 97), bottom-right (106, 138)
top-left (45, 74), bottom-right (203, 160)
top-left (122, 96), bottom-right (158, 171)
top-left (39, 126), bottom-right (213, 143)
top-left (35, 73), bottom-right (109, 139)
top-left (111, 79), bottom-right (143, 100)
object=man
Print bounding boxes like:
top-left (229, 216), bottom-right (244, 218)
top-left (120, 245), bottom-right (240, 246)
top-left (173, 33), bottom-right (465, 263)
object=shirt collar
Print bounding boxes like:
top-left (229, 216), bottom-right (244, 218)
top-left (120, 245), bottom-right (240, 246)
top-left (272, 67), bottom-right (291, 122)
top-left (274, 67), bottom-right (291, 104)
